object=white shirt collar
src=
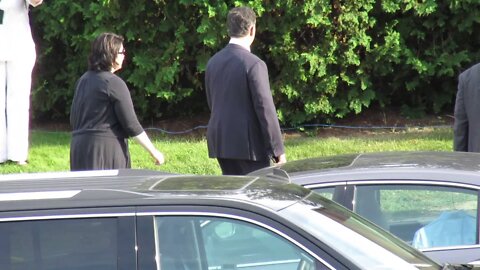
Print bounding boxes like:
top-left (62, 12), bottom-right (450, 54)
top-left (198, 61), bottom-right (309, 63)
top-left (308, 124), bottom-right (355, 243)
top-left (229, 38), bottom-right (251, 52)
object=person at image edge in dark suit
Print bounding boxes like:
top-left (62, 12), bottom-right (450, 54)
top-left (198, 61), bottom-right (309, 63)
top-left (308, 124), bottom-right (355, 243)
top-left (454, 62), bottom-right (480, 152)
top-left (70, 32), bottom-right (165, 171)
top-left (205, 6), bottom-right (287, 175)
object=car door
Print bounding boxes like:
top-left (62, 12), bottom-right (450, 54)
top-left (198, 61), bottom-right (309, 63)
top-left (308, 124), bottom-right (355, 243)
top-left (135, 205), bottom-right (347, 270)
top-left (347, 183), bottom-right (479, 264)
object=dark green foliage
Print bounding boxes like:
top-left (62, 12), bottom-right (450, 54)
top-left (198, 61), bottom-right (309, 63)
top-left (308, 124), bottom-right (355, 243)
top-left (29, 0), bottom-right (480, 125)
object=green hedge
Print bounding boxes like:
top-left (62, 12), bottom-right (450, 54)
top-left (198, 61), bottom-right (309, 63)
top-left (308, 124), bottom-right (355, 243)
top-left (30, 0), bottom-right (480, 125)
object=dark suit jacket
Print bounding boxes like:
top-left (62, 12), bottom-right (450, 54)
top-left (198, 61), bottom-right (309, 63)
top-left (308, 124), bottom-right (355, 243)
top-left (205, 44), bottom-right (285, 161)
top-left (454, 62), bottom-right (480, 152)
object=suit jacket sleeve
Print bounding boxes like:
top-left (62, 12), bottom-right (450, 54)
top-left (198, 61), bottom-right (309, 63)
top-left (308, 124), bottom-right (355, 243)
top-left (108, 76), bottom-right (144, 137)
top-left (248, 60), bottom-right (285, 157)
top-left (454, 73), bottom-right (468, 152)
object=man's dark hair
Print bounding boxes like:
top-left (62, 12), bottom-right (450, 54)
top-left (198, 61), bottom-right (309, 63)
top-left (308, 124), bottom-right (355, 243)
top-left (88, 32), bottom-right (124, 71)
top-left (227, 7), bottom-right (256, 38)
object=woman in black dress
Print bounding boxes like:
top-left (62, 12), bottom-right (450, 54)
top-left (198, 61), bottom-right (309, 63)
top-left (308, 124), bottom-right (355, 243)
top-left (70, 32), bottom-right (164, 171)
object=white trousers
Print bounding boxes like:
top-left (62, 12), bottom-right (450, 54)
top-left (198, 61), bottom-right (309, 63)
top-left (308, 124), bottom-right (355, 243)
top-left (0, 44), bottom-right (36, 162)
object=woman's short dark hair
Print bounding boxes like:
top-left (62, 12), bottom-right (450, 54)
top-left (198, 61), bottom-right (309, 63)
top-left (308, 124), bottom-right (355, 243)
top-left (227, 7), bottom-right (256, 38)
top-left (88, 32), bottom-right (124, 71)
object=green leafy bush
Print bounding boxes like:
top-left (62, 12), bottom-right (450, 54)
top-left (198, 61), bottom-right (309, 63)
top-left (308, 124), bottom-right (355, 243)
top-left (29, 0), bottom-right (480, 125)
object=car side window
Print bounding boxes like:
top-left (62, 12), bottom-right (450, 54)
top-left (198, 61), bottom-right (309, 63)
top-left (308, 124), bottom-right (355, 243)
top-left (311, 187), bottom-right (335, 200)
top-left (354, 185), bottom-right (478, 249)
top-left (154, 216), bottom-right (319, 270)
top-left (0, 218), bottom-right (118, 270)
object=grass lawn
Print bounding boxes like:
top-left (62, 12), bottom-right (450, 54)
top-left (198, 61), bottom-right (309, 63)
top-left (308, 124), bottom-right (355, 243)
top-left (0, 127), bottom-right (454, 175)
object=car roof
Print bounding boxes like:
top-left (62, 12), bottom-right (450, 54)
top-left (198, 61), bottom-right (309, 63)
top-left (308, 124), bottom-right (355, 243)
top-left (0, 170), bottom-right (309, 212)
top-left (249, 151), bottom-right (480, 187)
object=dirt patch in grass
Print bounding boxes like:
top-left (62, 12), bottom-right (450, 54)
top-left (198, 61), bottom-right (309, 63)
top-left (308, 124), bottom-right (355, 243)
top-left (30, 108), bottom-right (454, 138)
top-left (306, 109), bottom-right (453, 138)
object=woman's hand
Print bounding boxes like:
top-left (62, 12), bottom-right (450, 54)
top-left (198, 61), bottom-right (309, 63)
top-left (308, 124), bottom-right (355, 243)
top-left (151, 149), bottom-right (165, 165)
top-left (275, 153), bottom-right (287, 165)
top-left (133, 131), bottom-right (165, 166)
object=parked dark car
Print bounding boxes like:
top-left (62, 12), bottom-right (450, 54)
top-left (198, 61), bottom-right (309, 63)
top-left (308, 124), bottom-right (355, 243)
top-left (249, 151), bottom-right (480, 265)
top-left (0, 169), bottom-right (461, 270)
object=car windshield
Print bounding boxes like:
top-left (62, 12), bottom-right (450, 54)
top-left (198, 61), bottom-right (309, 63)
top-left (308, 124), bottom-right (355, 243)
top-left (279, 191), bottom-right (441, 270)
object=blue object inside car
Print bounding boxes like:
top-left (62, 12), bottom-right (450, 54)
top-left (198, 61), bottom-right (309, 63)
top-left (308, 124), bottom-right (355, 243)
top-left (412, 210), bottom-right (476, 249)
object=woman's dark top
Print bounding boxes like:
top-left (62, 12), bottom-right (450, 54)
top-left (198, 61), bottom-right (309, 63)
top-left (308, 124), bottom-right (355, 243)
top-left (70, 71), bottom-right (144, 171)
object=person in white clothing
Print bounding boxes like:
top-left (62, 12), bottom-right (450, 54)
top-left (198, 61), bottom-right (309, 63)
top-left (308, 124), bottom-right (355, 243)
top-left (0, 0), bottom-right (43, 165)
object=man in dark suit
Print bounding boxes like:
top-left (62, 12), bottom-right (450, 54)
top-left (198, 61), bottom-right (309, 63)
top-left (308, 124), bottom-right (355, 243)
top-left (454, 63), bottom-right (480, 152)
top-left (205, 6), bottom-right (286, 175)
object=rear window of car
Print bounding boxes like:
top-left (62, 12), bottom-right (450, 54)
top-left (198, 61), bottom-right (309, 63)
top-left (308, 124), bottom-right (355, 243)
top-left (0, 218), bottom-right (118, 270)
